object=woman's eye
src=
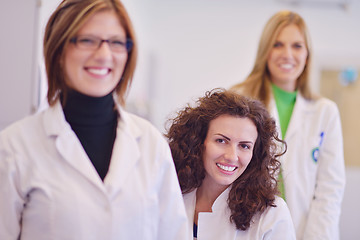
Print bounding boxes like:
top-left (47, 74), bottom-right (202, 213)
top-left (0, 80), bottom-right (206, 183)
top-left (111, 40), bottom-right (126, 47)
top-left (78, 37), bottom-right (96, 45)
top-left (293, 43), bottom-right (303, 49)
top-left (240, 143), bottom-right (250, 150)
top-left (273, 42), bottom-right (282, 48)
top-left (216, 139), bottom-right (226, 144)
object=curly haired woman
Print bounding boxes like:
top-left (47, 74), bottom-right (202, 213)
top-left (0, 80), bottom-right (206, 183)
top-left (166, 89), bottom-right (295, 240)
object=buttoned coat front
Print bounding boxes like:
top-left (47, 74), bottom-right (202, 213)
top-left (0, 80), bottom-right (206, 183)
top-left (270, 93), bottom-right (346, 240)
top-left (0, 100), bottom-right (189, 240)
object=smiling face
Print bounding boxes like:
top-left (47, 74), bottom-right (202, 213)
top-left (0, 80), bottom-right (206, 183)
top-left (201, 115), bottom-right (258, 193)
top-left (63, 10), bottom-right (128, 97)
top-left (267, 24), bottom-right (308, 92)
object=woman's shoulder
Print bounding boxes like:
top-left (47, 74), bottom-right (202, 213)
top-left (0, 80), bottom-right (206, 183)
top-left (0, 112), bottom-right (50, 161)
top-left (251, 196), bottom-right (293, 229)
top-left (0, 111), bottom-right (44, 140)
top-left (118, 109), bottom-right (170, 152)
top-left (298, 94), bottom-right (340, 120)
top-left (119, 109), bottom-right (161, 136)
top-left (272, 196), bottom-right (291, 213)
top-left (255, 196), bottom-right (296, 239)
top-left (302, 94), bottom-right (339, 110)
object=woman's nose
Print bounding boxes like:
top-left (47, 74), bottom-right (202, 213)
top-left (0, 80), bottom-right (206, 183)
top-left (93, 42), bottom-right (113, 60)
top-left (224, 145), bottom-right (238, 162)
top-left (282, 46), bottom-right (293, 58)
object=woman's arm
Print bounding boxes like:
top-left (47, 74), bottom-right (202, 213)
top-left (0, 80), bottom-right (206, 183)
top-left (304, 103), bottom-right (346, 240)
top-left (0, 133), bottom-right (23, 240)
top-left (155, 138), bottom-right (190, 240)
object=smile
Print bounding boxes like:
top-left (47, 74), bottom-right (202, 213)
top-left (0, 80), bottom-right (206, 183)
top-left (85, 67), bottom-right (111, 76)
top-left (279, 63), bottom-right (293, 70)
top-left (216, 163), bottom-right (237, 172)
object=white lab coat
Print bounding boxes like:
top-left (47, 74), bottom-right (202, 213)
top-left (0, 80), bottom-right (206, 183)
top-left (183, 187), bottom-right (296, 240)
top-left (270, 93), bottom-right (346, 240)
top-left (0, 100), bottom-right (189, 240)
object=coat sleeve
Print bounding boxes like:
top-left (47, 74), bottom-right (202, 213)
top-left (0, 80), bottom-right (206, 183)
top-left (155, 138), bottom-right (190, 240)
top-left (0, 132), bottom-right (24, 240)
top-left (303, 103), bottom-right (346, 240)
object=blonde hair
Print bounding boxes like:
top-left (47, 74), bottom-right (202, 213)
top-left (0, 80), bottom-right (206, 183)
top-left (231, 10), bottom-right (315, 108)
top-left (44, 0), bottom-right (137, 106)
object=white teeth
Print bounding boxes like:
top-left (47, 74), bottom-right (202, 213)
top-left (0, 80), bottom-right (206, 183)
top-left (216, 163), bottom-right (236, 172)
top-left (280, 64), bottom-right (293, 70)
top-left (87, 68), bottom-right (109, 75)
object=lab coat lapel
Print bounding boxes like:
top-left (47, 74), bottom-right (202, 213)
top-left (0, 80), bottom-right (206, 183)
top-left (270, 93), bottom-right (308, 141)
top-left (43, 102), bottom-right (106, 191)
top-left (103, 107), bottom-right (141, 197)
top-left (284, 93), bottom-right (308, 141)
top-left (269, 99), bottom-right (283, 139)
top-left (197, 187), bottom-right (234, 239)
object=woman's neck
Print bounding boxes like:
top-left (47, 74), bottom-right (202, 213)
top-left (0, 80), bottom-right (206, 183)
top-left (62, 90), bottom-right (117, 126)
top-left (196, 184), bottom-right (224, 208)
top-left (271, 80), bottom-right (297, 92)
top-left (61, 90), bottom-right (118, 181)
top-left (194, 180), bottom-right (229, 224)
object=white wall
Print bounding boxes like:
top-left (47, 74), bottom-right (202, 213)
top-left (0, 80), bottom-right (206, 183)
top-left (0, 0), bottom-right (40, 130)
top-left (124, 0), bottom-right (360, 131)
top-left (1, 0), bottom-right (359, 238)
top-left (340, 167), bottom-right (360, 240)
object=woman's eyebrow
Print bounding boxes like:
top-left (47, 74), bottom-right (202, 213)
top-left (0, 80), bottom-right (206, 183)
top-left (215, 133), bottom-right (255, 145)
top-left (239, 140), bottom-right (254, 145)
top-left (215, 133), bottom-right (230, 141)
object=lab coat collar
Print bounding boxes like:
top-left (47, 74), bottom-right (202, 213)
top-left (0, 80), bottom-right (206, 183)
top-left (103, 100), bottom-right (141, 198)
top-left (271, 92), bottom-right (313, 141)
top-left (42, 95), bottom-right (141, 197)
top-left (211, 186), bottom-right (231, 212)
top-left (43, 101), bottom-right (105, 191)
top-left (187, 186), bottom-right (231, 213)
top-left (185, 186), bottom-right (232, 238)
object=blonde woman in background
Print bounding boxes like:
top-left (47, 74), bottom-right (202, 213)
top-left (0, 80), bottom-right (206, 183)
top-left (231, 10), bottom-right (345, 240)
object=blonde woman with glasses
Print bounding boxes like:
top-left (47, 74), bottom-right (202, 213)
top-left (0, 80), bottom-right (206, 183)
top-left (0, 1), bottom-right (188, 239)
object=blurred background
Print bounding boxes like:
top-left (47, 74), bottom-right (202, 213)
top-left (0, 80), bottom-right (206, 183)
top-left (1, 0), bottom-right (359, 238)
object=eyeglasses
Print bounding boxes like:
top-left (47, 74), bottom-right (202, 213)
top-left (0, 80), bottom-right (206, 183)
top-left (70, 35), bottom-right (133, 53)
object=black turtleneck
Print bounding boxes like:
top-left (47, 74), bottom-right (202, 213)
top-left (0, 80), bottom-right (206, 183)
top-left (62, 90), bottom-right (118, 181)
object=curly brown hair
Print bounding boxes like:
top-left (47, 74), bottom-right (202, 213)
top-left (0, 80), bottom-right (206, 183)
top-left (165, 88), bottom-right (286, 231)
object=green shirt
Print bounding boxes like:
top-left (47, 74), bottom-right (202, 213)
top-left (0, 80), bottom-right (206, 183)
top-left (272, 84), bottom-right (297, 138)
top-left (272, 84), bottom-right (297, 201)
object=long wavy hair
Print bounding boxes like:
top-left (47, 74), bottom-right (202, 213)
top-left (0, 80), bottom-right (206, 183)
top-left (231, 10), bottom-right (316, 109)
top-left (44, 0), bottom-right (137, 106)
top-left (166, 88), bottom-right (286, 231)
